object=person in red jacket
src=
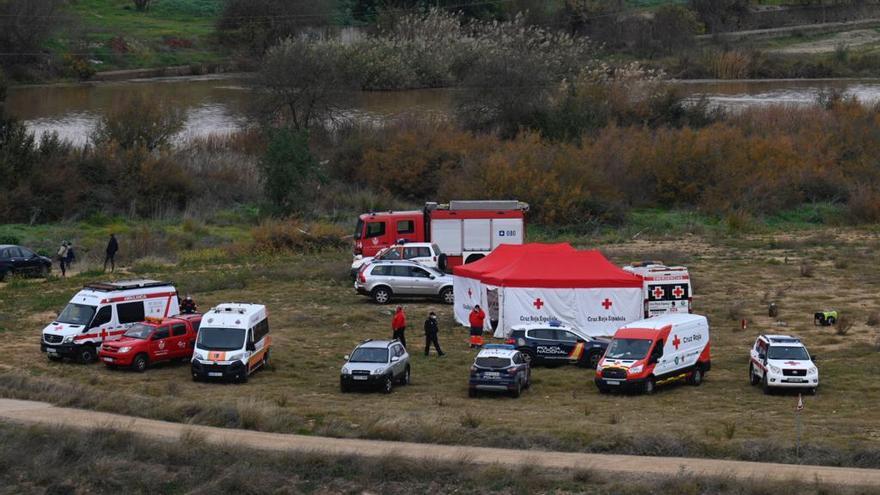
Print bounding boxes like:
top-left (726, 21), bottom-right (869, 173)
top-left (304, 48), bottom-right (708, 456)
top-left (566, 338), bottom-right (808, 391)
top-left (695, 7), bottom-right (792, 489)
top-left (391, 306), bottom-right (407, 349)
top-left (468, 305), bottom-right (486, 348)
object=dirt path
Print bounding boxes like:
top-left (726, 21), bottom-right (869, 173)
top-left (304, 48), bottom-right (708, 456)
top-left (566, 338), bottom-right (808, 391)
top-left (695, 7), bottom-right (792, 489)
top-left (1, 399), bottom-right (879, 486)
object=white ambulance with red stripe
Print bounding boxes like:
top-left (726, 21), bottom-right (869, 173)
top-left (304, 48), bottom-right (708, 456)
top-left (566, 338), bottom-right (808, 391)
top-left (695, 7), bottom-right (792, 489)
top-left (41, 280), bottom-right (179, 364)
top-left (623, 262), bottom-right (692, 318)
top-left (595, 313), bottom-right (710, 394)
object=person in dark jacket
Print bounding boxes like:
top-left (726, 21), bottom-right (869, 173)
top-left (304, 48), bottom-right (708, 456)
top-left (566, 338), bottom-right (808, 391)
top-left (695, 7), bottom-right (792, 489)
top-left (180, 294), bottom-right (197, 314)
top-left (391, 306), bottom-right (407, 349)
top-left (64, 242), bottom-right (76, 268)
top-left (104, 233), bottom-right (118, 272)
top-left (424, 311), bottom-right (444, 357)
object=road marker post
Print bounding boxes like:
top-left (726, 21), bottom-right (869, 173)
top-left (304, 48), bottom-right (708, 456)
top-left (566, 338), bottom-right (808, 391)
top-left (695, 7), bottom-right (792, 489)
top-left (795, 393), bottom-right (804, 461)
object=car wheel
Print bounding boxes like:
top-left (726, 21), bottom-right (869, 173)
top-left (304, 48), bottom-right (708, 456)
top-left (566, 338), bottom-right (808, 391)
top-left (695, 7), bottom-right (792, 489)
top-left (689, 367), bottom-right (703, 386)
top-left (371, 286), bottom-right (392, 305)
top-left (511, 380), bottom-right (522, 398)
top-left (262, 350), bottom-right (270, 370)
top-left (762, 375), bottom-right (772, 395)
top-left (597, 384), bottom-right (610, 394)
top-left (521, 350), bottom-right (535, 365)
top-left (827, 316), bottom-right (836, 326)
top-left (749, 364), bottom-right (760, 385)
top-left (340, 380), bottom-right (350, 393)
top-left (468, 387), bottom-right (477, 398)
top-left (77, 346), bottom-right (96, 364)
top-left (239, 369), bottom-right (249, 384)
top-left (400, 365), bottom-right (410, 385)
top-left (643, 378), bottom-right (656, 395)
top-left (0, 270), bottom-right (6, 282)
top-left (191, 374), bottom-right (201, 382)
top-left (132, 353), bottom-right (148, 373)
top-left (382, 375), bottom-right (394, 394)
top-left (440, 287), bottom-right (454, 305)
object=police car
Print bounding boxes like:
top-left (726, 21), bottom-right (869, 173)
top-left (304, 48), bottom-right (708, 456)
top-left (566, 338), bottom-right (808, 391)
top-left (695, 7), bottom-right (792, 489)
top-left (749, 334), bottom-right (819, 395)
top-left (468, 344), bottom-right (530, 398)
top-left (506, 321), bottom-right (610, 369)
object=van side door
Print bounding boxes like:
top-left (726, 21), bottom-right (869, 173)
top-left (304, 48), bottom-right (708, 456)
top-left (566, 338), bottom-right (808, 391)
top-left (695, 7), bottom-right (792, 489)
top-left (117, 301), bottom-right (146, 330)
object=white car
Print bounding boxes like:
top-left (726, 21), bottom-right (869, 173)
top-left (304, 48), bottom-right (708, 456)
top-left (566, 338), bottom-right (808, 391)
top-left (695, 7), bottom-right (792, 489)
top-left (749, 334), bottom-right (818, 395)
top-left (350, 242), bottom-right (444, 278)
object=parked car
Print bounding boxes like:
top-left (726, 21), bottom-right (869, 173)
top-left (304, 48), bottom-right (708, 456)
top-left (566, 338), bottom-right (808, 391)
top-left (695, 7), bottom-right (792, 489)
top-left (749, 334), bottom-right (818, 395)
top-left (0, 244), bottom-right (52, 281)
top-left (350, 242), bottom-right (445, 279)
top-left (506, 320), bottom-right (609, 368)
top-left (595, 314), bottom-right (710, 394)
top-left (468, 344), bottom-right (530, 398)
top-left (354, 259), bottom-right (454, 305)
top-left (99, 314), bottom-right (202, 372)
top-left (340, 339), bottom-right (410, 393)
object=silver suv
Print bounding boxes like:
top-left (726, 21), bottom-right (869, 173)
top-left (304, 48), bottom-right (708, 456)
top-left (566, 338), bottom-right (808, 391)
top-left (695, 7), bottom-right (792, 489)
top-left (354, 260), bottom-right (454, 305)
top-left (340, 339), bottom-right (410, 393)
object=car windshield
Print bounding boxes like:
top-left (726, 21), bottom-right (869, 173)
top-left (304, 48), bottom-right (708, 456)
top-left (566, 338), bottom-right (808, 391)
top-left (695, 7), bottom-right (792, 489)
top-left (123, 323), bottom-right (154, 339)
top-left (196, 327), bottom-right (245, 351)
top-left (475, 357), bottom-right (511, 369)
top-left (354, 219), bottom-right (364, 240)
top-left (377, 248), bottom-right (399, 260)
top-left (768, 346), bottom-right (810, 361)
top-left (606, 338), bottom-right (653, 360)
top-left (349, 348), bottom-right (388, 363)
top-left (56, 303), bottom-right (96, 325)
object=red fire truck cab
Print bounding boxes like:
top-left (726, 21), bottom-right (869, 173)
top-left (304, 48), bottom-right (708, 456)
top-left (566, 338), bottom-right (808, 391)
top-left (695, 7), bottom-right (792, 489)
top-left (353, 200), bottom-right (529, 268)
top-left (98, 313), bottom-right (202, 372)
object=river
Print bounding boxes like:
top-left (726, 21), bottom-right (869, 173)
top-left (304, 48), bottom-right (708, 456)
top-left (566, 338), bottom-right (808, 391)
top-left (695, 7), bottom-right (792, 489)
top-left (5, 75), bottom-right (880, 146)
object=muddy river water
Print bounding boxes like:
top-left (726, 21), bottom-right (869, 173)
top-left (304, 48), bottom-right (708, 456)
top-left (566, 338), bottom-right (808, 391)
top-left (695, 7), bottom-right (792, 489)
top-left (5, 74), bottom-right (880, 146)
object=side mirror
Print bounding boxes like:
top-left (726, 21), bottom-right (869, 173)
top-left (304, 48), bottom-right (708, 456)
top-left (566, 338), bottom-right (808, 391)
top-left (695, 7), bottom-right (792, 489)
top-left (812, 355), bottom-right (819, 362)
top-left (391, 356), bottom-right (400, 362)
top-left (344, 354), bottom-right (350, 361)
top-left (429, 275), bottom-right (436, 280)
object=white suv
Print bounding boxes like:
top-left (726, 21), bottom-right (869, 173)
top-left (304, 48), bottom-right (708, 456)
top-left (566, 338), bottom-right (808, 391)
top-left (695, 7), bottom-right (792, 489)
top-left (749, 334), bottom-right (819, 395)
top-left (350, 242), bottom-right (444, 278)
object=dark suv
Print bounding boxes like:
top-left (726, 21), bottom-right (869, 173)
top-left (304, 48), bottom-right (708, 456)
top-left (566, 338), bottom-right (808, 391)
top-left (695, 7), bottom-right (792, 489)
top-left (506, 320), bottom-right (609, 369)
top-left (0, 245), bottom-right (52, 281)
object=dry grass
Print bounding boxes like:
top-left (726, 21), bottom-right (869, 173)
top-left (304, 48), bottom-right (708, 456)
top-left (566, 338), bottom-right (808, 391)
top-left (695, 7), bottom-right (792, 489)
top-left (3, 228), bottom-right (880, 468)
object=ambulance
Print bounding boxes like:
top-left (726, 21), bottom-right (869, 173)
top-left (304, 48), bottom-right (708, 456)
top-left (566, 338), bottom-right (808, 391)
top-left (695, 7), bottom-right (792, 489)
top-left (41, 280), bottom-right (179, 364)
top-left (190, 303), bottom-right (271, 383)
top-left (595, 313), bottom-right (710, 394)
top-left (623, 262), bottom-right (692, 318)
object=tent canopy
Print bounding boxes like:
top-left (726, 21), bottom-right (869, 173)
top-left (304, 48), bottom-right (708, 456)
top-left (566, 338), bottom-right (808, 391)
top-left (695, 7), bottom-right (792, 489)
top-left (452, 243), bottom-right (576, 280)
top-left (480, 250), bottom-right (643, 288)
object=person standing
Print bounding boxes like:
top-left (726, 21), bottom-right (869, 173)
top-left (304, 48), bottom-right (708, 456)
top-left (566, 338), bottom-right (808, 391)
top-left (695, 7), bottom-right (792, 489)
top-left (104, 233), bottom-right (118, 272)
top-left (468, 305), bottom-right (486, 348)
top-left (56, 241), bottom-right (69, 278)
top-left (391, 306), bottom-right (407, 349)
top-left (64, 241), bottom-right (76, 269)
top-left (180, 294), bottom-right (197, 314)
top-left (424, 311), bottom-right (444, 357)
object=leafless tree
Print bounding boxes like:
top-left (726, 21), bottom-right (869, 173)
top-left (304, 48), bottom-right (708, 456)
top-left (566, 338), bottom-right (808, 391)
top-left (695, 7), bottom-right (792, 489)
top-left (0, 0), bottom-right (68, 68)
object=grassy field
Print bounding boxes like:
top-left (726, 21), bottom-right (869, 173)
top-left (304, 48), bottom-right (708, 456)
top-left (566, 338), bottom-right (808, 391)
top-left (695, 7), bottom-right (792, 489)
top-left (2, 221), bottom-right (880, 469)
top-left (2, 424), bottom-right (869, 495)
top-left (56, 0), bottom-right (227, 71)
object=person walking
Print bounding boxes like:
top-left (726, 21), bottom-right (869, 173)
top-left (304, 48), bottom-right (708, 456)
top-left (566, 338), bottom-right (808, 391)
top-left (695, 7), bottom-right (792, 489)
top-left (64, 242), bottom-right (76, 269)
top-left (104, 233), bottom-right (118, 272)
top-left (391, 306), bottom-right (407, 349)
top-left (469, 305), bottom-right (486, 348)
top-left (56, 241), bottom-right (69, 278)
top-left (180, 294), bottom-right (197, 314)
top-left (424, 311), bottom-right (444, 357)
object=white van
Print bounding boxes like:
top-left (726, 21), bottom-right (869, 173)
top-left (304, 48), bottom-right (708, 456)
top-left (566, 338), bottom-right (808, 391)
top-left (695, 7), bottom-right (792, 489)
top-left (191, 303), bottom-right (271, 383)
top-left (595, 313), bottom-right (710, 394)
top-left (623, 262), bottom-right (692, 318)
top-left (41, 280), bottom-right (179, 363)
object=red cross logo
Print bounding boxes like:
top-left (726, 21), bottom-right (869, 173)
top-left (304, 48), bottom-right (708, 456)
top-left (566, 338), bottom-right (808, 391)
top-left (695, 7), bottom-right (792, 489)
top-left (784, 361), bottom-right (800, 366)
top-left (652, 287), bottom-right (665, 299)
top-left (601, 298), bottom-right (612, 310)
top-left (533, 298), bottom-right (544, 309)
top-left (672, 286), bottom-right (685, 299)
top-left (672, 335), bottom-right (681, 350)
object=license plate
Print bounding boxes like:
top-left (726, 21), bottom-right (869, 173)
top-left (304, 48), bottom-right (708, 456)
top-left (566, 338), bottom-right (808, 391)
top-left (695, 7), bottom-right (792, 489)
top-left (102, 357), bottom-right (113, 363)
top-left (353, 375), bottom-right (368, 381)
top-left (787, 378), bottom-right (805, 383)
top-left (483, 372), bottom-right (500, 379)
top-left (605, 380), bottom-right (621, 385)
top-left (208, 372), bottom-right (223, 377)
top-left (47, 348), bottom-right (58, 354)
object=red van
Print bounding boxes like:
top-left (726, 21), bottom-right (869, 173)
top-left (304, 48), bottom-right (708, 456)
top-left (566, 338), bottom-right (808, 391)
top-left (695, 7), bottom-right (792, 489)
top-left (99, 314), bottom-right (201, 372)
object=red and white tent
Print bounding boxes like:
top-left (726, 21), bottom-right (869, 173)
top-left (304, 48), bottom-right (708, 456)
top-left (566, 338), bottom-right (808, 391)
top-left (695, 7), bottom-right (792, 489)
top-left (453, 244), bottom-right (644, 338)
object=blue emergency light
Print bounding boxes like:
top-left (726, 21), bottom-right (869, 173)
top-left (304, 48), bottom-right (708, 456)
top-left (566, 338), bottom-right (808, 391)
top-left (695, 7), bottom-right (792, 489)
top-left (548, 319), bottom-right (562, 327)
top-left (483, 344), bottom-right (515, 350)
